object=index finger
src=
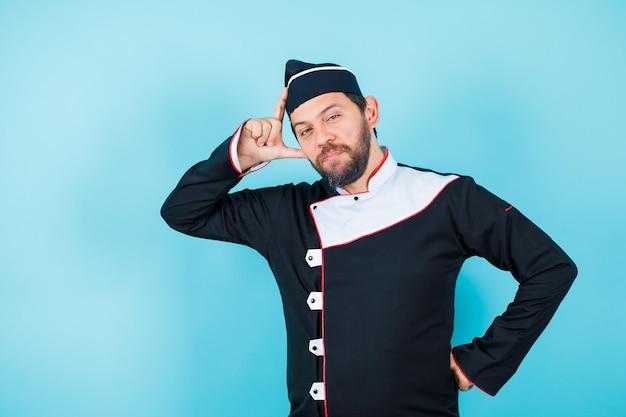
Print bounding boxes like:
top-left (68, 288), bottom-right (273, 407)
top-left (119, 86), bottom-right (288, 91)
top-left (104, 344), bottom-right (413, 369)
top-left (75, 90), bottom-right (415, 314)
top-left (273, 87), bottom-right (288, 121)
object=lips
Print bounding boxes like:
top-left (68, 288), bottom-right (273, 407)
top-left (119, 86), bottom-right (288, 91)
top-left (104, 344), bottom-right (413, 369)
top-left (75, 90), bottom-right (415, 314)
top-left (318, 145), bottom-right (351, 165)
top-left (322, 150), bottom-right (344, 163)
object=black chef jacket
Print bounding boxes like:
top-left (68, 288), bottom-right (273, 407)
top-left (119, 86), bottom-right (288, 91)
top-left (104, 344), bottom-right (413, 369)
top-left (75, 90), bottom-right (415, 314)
top-left (161, 127), bottom-right (577, 417)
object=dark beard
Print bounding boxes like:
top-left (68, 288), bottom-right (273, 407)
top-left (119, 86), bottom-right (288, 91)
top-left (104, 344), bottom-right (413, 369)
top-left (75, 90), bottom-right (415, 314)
top-left (313, 119), bottom-right (372, 189)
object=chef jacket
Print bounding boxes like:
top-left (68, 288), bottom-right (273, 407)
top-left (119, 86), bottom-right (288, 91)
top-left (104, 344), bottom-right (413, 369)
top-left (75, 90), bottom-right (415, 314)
top-left (161, 126), bottom-right (577, 417)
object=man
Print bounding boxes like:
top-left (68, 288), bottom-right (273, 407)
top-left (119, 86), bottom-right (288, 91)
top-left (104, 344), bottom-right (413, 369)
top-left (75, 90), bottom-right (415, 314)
top-left (161, 60), bottom-right (577, 417)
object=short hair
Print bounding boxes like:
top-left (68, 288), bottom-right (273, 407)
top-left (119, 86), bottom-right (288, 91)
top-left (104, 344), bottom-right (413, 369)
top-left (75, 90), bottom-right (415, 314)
top-left (344, 93), bottom-right (377, 137)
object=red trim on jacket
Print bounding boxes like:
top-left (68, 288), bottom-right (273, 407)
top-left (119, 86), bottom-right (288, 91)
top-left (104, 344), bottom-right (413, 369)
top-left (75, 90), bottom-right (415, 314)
top-left (310, 204), bottom-right (329, 416)
top-left (451, 349), bottom-right (494, 397)
top-left (367, 147), bottom-right (389, 181)
top-left (319, 176), bottom-right (461, 250)
top-left (228, 124), bottom-right (244, 176)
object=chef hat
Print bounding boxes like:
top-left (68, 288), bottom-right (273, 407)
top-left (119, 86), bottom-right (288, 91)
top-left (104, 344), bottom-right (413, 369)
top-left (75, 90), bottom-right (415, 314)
top-left (284, 59), bottom-right (363, 115)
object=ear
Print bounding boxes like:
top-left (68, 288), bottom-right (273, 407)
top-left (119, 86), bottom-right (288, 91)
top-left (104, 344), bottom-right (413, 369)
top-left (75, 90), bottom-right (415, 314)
top-left (364, 96), bottom-right (379, 129)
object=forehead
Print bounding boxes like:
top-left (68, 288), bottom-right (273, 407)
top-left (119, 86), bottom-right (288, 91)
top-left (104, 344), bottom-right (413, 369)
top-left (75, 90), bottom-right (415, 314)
top-left (289, 92), bottom-right (354, 123)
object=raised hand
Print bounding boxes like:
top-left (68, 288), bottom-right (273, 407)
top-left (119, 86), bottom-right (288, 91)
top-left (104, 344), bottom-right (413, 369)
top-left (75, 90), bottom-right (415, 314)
top-left (237, 88), bottom-right (306, 172)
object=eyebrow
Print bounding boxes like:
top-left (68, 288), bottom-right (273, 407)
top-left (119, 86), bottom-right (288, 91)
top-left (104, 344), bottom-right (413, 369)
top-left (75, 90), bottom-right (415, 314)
top-left (292, 103), bottom-right (342, 129)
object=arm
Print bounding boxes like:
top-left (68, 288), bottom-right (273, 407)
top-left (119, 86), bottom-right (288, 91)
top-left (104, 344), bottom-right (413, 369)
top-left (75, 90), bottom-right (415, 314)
top-left (160, 129), bottom-right (266, 247)
top-left (161, 89), bottom-right (305, 248)
top-left (451, 177), bottom-right (577, 395)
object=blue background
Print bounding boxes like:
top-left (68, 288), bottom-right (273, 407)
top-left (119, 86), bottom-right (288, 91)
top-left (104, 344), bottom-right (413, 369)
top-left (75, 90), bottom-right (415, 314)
top-left (1, 1), bottom-right (624, 416)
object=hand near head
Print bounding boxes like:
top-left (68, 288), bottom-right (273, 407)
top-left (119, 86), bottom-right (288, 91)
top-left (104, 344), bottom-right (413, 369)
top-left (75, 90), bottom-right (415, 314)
top-left (237, 88), bottom-right (306, 172)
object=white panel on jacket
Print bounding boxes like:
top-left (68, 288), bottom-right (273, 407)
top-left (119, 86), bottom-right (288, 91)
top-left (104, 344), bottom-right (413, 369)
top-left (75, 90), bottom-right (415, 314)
top-left (311, 153), bottom-right (459, 248)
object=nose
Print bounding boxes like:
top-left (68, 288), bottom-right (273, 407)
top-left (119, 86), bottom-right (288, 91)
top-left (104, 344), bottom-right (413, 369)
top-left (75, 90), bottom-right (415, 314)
top-left (314, 125), bottom-right (334, 147)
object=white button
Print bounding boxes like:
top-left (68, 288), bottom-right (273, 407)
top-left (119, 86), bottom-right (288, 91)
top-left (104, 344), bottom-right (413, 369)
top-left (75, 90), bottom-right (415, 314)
top-left (309, 338), bottom-right (325, 356)
top-left (307, 292), bottom-right (323, 310)
top-left (305, 249), bottom-right (322, 267)
top-left (309, 382), bottom-right (325, 400)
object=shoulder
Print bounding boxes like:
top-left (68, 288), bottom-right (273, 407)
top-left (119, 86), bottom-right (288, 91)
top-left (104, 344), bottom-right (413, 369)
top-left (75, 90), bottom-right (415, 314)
top-left (395, 163), bottom-right (466, 194)
top-left (396, 163), bottom-right (485, 190)
top-left (394, 163), bottom-right (510, 209)
top-left (247, 180), bottom-right (333, 205)
top-left (397, 162), bottom-right (461, 179)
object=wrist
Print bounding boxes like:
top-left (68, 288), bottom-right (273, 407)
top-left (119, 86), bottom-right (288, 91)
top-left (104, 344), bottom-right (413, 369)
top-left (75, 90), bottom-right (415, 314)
top-left (237, 155), bottom-right (258, 173)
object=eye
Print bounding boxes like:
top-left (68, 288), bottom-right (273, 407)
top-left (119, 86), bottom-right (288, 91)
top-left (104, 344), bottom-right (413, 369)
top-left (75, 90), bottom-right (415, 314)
top-left (300, 128), bottom-right (312, 137)
top-left (327, 114), bottom-right (339, 121)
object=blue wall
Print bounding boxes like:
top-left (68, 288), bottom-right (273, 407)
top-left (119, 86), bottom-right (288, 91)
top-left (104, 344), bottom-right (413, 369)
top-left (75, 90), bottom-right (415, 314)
top-left (1, 1), bottom-right (623, 416)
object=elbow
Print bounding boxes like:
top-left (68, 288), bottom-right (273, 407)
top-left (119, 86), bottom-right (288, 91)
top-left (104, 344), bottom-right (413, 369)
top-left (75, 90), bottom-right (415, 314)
top-left (160, 201), bottom-right (185, 232)
top-left (566, 257), bottom-right (578, 287)
top-left (160, 204), bottom-right (171, 227)
top-left (544, 243), bottom-right (578, 290)
top-left (160, 201), bottom-right (208, 237)
top-left (560, 246), bottom-right (578, 283)
top-left (569, 258), bottom-right (578, 281)
top-left (553, 255), bottom-right (577, 295)
top-left (160, 205), bottom-right (176, 231)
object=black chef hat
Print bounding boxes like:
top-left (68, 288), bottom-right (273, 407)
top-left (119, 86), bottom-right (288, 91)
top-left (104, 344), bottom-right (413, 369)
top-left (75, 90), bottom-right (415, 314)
top-left (284, 59), bottom-right (363, 115)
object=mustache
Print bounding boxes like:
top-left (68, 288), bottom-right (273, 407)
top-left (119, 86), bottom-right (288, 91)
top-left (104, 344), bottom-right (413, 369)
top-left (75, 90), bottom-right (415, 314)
top-left (317, 144), bottom-right (352, 163)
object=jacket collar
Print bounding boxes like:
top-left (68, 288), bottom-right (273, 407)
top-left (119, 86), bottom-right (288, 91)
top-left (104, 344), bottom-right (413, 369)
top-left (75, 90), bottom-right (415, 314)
top-left (335, 147), bottom-right (396, 195)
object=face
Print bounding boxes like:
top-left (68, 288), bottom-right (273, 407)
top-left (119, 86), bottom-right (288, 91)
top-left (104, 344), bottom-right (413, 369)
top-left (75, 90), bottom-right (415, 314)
top-left (290, 92), bottom-right (374, 189)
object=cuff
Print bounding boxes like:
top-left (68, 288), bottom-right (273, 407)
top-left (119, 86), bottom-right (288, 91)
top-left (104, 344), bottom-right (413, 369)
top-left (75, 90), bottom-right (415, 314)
top-left (228, 122), bottom-right (270, 176)
top-left (452, 339), bottom-right (521, 396)
top-left (451, 348), bottom-right (495, 396)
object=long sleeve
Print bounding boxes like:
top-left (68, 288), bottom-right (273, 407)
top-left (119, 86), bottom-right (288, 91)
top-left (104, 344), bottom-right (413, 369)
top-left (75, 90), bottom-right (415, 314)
top-left (451, 177), bottom-right (577, 395)
top-left (160, 133), bottom-right (284, 256)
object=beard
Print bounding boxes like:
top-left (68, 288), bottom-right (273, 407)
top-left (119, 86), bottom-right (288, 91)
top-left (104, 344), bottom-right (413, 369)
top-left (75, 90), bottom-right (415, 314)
top-left (312, 118), bottom-right (372, 189)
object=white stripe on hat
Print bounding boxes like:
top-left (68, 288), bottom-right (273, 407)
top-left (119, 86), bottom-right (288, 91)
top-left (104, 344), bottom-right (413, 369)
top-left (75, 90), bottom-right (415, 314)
top-left (287, 66), bottom-right (353, 88)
